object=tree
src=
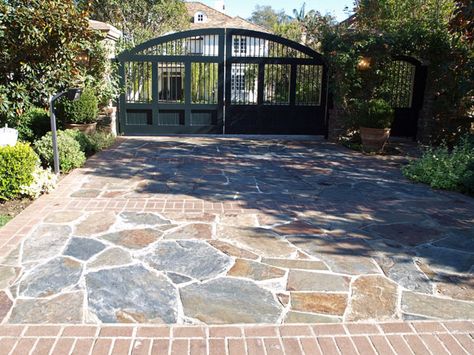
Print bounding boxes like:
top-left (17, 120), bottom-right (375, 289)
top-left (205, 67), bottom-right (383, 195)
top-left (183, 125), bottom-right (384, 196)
top-left (301, 0), bottom-right (473, 143)
top-left (0, 0), bottom-right (98, 120)
top-left (354, 0), bottom-right (473, 143)
top-left (79, 0), bottom-right (189, 47)
top-left (293, 3), bottom-right (307, 22)
top-left (248, 5), bottom-right (289, 31)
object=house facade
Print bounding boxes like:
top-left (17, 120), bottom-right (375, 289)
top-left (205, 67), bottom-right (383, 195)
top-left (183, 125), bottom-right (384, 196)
top-left (182, 2), bottom-right (269, 104)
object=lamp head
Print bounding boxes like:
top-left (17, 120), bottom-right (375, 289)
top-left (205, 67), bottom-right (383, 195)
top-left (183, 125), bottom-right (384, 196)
top-left (67, 88), bottom-right (82, 101)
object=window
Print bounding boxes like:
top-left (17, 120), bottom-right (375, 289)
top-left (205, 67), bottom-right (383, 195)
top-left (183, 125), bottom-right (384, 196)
top-left (233, 36), bottom-right (247, 56)
top-left (231, 63), bottom-right (258, 104)
top-left (157, 63), bottom-right (185, 103)
top-left (195, 12), bottom-right (206, 23)
top-left (231, 74), bottom-right (245, 91)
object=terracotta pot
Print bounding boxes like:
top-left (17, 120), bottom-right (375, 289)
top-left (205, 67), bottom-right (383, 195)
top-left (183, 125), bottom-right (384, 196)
top-left (65, 122), bottom-right (97, 134)
top-left (360, 127), bottom-right (391, 153)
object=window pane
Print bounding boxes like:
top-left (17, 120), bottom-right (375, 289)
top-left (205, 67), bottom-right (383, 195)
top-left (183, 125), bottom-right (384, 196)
top-left (140, 35), bottom-right (219, 57)
top-left (264, 64), bottom-right (290, 105)
top-left (158, 62), bottom-right (185, 103)
top-left (231, 63), bottom-right (258, 105)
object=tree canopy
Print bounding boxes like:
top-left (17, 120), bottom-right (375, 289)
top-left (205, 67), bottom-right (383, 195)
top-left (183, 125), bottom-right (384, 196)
top-left (78, 0), bottom-right (189, 47)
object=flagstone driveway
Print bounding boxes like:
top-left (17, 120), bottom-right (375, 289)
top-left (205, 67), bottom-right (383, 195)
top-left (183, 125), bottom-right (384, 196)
top-left (0, 136), bottom-right (473, 325)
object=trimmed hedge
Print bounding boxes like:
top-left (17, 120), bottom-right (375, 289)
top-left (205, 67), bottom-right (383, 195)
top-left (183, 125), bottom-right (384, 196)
top-left (0, 143), bottom-right (38, 201)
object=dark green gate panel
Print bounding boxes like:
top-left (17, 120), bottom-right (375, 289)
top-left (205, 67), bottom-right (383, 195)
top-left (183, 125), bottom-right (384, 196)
top-left (117, 28), bottom-right (328, 135)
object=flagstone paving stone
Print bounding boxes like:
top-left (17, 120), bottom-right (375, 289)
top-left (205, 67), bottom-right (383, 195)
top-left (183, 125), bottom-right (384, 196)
top-left (162, 223), bottom-right (212, 240)
top-left (180, 278), bottom-right (282, 324)
top-left (18, 257), bottom-right (82, 298)
top-left (376, 254), bottom-right (433, 293)
top-left (207, 240), bottom-right (259, 260)
top-left (63, 238), bottom-right (106, 261)
top-left (0, 265), bottom-right (19, 290)
top-left (227, 259), bottom-right (286, 281)
top-left (75, 212), bottom-right (116, 236)
top-left (141, 240), bottom-right (233, 281)
top-left (21, 225), bottom-right (72, 263)
top-left (0, 137), bottom-right (473, 325)
top-left (402, 291), bottom-right (474, 319)
top-left (8, 292), bottom-right (83, 323)
top-left (286, 270), bottom-right (351, 292)
top-left (346, 275), bottom-right (399, 322)
top-left (217, 225), bottom-right (297, 258)
top-left (100, 229), bottom-right (163, 249)
top-left (290, 292), bottom-right (348, 316)
top-left (87, 247), bottom-right (133, 269)
top-left (86, 265), bottom-right (178, 323)
top-left (119, 212), bottom-right (171, 226)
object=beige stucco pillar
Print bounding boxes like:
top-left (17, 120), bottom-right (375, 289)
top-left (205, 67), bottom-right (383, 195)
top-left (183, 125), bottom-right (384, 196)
top-left (89, 20), bottom-right (122, 136)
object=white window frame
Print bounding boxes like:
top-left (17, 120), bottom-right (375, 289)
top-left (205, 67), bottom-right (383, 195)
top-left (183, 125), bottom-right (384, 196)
top-left (233, 36), bottom-right (247, 55)
top-left (195, 12), bottom-right (206, 23)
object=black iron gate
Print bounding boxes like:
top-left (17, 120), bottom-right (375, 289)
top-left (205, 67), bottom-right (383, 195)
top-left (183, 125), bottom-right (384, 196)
top-left (387, 56), bottom-right (427, 138)
top-left (117, 28), bottom-right (328, 135)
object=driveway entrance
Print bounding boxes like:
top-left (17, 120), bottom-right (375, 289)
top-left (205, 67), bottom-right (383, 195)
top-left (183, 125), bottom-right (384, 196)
top-left (0, 137), bottom-right (473, 325)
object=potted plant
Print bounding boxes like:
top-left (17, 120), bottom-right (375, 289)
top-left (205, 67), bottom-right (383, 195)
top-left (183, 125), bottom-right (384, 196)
top-left (61, 87), bottom-right (99, 134)
top-left (353, 98), bottom-right (395, 153)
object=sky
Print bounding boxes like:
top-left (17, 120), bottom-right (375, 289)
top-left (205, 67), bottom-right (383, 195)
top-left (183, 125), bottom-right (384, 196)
top-left (195, 0), bottom-right (355, 22)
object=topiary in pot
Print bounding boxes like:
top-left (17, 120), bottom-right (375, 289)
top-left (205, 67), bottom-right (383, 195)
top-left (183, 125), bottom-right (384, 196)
top-left (61, 87), bottom-right (99, 134)
top-left (353, 98), bottom-right (395, 153)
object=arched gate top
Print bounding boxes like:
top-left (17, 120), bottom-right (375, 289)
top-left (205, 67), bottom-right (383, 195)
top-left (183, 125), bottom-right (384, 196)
top-left (118, 28), bottom-right (325, 64)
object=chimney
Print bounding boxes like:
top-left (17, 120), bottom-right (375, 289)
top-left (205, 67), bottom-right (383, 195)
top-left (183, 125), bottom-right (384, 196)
top-left (214, 1), bottom-right (226, 13)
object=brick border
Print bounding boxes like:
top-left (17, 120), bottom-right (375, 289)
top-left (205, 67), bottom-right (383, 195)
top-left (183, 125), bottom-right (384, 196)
top-left (0, 321), bottom-right (472, 354)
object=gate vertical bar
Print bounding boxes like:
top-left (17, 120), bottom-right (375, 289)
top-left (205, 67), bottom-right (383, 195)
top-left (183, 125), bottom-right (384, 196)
top-left (118, 60), bottom-right (126, 135)
top-left (219, 29), bottom-right (226, 134)
top-left (289, 64), bottom-right (297, 106)
top-left (184, 60), bottom-right (192, 128)
top-left (152, 62), bottom-right (159, 127)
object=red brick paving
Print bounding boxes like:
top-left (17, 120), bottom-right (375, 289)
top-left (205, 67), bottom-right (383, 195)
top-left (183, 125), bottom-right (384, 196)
top-left (0, 321), bottom-right (472, 354)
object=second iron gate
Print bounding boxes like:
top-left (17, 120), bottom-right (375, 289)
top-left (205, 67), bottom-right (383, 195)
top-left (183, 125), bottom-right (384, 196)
top-left (117, 28), bottom-right (328, 135)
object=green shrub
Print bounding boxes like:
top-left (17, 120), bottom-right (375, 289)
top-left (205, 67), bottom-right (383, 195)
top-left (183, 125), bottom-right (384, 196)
top-left (63, 129), bottom-right (95, 156)
top-left (402, 135), bottom-right (474, 192)
top-left (34, 131), bottom-right (86, 173)
top-left (460, 160), bottom-right (474, 194)
top-left (62, 129), bottom-right (116, 156)
top-left (20, 166), bottom-right (58, 199)
top-left (87, 131), bottom-right (116, 151)
top-left (60, 87), bottom-right (99, 124)
top-left (16, 107), bottom-right (51, 143)
top-left (351, 98), bottom-right (395, 129)
top-left (0, 143), bottom-right (38, 201)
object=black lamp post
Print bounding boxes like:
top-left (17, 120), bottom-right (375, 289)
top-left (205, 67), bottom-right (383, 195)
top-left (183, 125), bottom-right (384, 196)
top-left (49, 88), bottom-right (82, 174)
